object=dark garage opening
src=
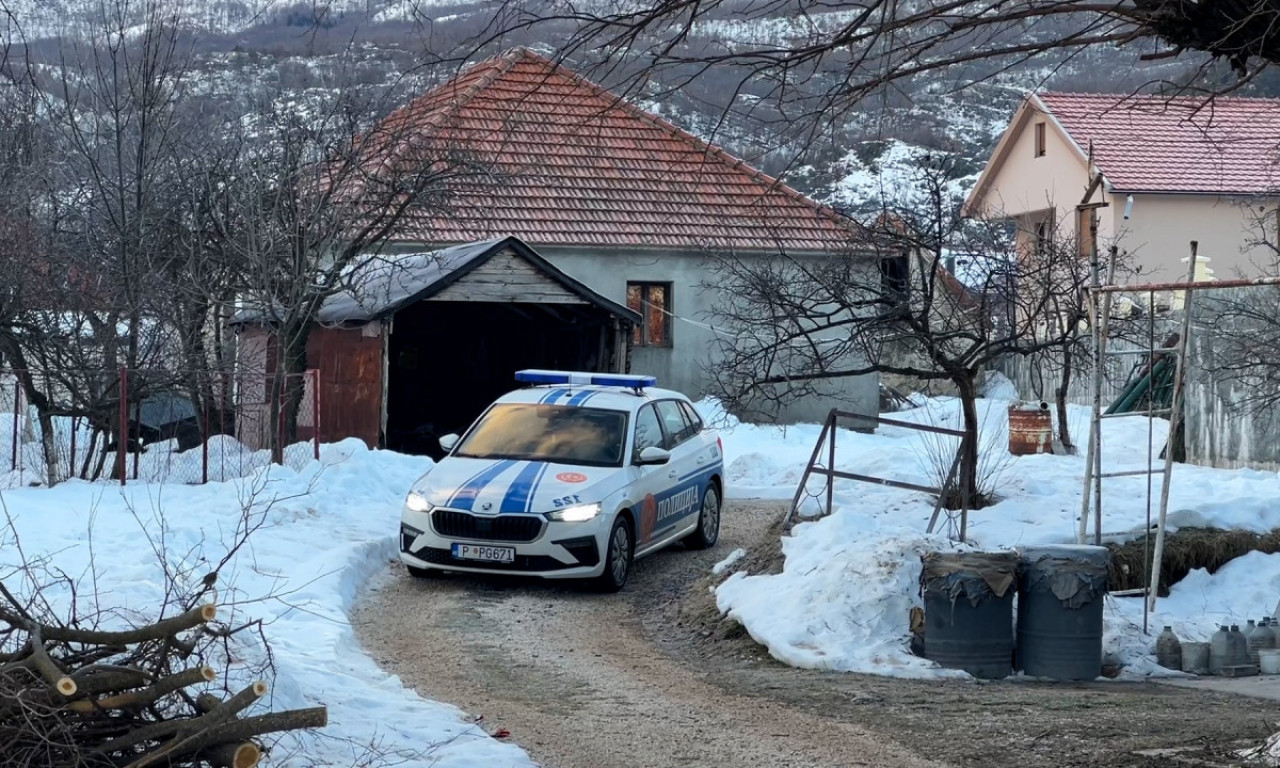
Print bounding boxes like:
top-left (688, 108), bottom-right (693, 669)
top-left (386, 300), bottom-right (625, 458)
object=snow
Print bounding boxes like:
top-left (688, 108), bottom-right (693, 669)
top-left (711, 547), bottom-right (746, 575)
top-left (979, 370), bottom-right (1020, 401)
top-left (0, 439), bottom-right (535, 768)
top-left (0, 410), bottom-right (322, 489)
top-left (701, 395), bottom-right (1280, 681)
top-left (824, 140), bottom-right (978, 214)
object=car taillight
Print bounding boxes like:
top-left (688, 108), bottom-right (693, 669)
top-left (717, 436), bottom-right (723, 454)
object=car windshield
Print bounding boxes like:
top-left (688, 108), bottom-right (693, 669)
top-left (454, 403), bottom-right (628, 467)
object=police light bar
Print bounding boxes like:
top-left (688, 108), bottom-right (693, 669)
top-left (515, 369), bottom-right (657, 388)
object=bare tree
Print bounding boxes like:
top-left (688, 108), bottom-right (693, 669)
top-left (208, 80), bottom-right (484, 459)
top-left (707, 156), bottom-right (1095, 503)
top-left (481, 0), bottom-right (1279, 145)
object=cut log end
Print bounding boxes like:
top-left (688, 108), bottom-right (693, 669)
top-left (200, 665), bottom-right (217, 682)
top-left (199, 604), bottom-right (217, 622)
top-left (250, 680), bottom-right (268, 698)
top-left (206, 742), bottom-right (261, 768)
top-left (56, 677), bottom-right (77, 696)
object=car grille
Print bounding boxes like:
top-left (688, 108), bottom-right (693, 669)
top-left (410, 546), bottom-right (575, 572)
top-left (431, 509), bottom-right (544, 542)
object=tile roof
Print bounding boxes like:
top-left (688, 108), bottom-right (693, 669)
top-left (1037, 92), bottom-right (1280, 195)
top-left (375, 48), bottom-right (859, 252)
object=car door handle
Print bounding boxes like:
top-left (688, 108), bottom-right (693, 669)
top-left (668, 469), bottom-right (679, 478)
top-left (697, 456), bottom-right (705, 465)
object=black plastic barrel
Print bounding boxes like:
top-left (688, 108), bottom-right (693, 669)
top-left (1015, 544), bottom-right (1110, 680)
top-left (921, 551), bottom-right (1019, 679)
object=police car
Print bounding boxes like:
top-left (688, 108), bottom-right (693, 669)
top-left (399, 370), bottom-right (724, 592)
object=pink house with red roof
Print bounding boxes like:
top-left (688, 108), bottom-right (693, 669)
top-left (964, 92), bottom-right (1280, 282)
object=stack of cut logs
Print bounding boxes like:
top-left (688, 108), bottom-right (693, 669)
top-left (0, 600), bottom-right (326, 768)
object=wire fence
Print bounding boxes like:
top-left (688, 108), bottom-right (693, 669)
top-left (0, 367), bottom-right (321, 487)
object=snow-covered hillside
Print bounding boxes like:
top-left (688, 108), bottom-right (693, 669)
top-left (1, 0), bottom-right (1223, 212)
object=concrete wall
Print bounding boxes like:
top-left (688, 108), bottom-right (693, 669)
top-left (536, 245), bottom-right (880, 424)
top-left (1184, 288), bottom-right (1280, 470)
top-left (1105, 193), bottom-right (1279, 282)
top-left (382, 241), bottom-right (880, 423)
top-left (993, 299), bottom-right (1280, 471)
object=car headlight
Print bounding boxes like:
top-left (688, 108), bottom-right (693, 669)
top-left (547, 503), bottom-right (601, 522)
top-left (405, 492), bottom-right (434, 513)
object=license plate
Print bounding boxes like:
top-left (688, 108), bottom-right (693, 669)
top-left (451, 543), bottom-right (516, 563)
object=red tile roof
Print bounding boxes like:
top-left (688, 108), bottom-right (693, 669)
top-left (377, 48), bottom-right (859, 252)
top-left (1037, 92), bottom-right (1280, 195)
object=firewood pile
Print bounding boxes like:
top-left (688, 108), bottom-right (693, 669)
top-left (0, 587), bottom-right (327, 768)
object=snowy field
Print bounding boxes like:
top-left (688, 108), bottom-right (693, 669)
top-left (0, 438), bottom-right (535, 768)
top-left (4, 388), bottom-right (1280, 765)
top-left (709, 393), bottom-right (1280, 680)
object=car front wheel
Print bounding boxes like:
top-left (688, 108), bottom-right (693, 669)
top-left (684, 484), bottom-right (721, 550)
top-left (593, 516), bottom-right (633, 593)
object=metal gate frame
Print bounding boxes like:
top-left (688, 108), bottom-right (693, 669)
top-left (782, 408), bottom-right (973, 541)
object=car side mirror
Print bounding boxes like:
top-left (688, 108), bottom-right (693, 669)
top-left (438, 433), bottom-right (459, 452)
top-left (636, 446), bottom-right (670, 466)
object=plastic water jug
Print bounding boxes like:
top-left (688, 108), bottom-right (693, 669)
top-left (1210, 625), bottom-right (1231, 674)
top-left (1229, 625), bottom-right (1250, 666)
top-left (1155, 626), bottom-right (1182, 670)
top-left (1251, 619), bottom-right (1277, 665)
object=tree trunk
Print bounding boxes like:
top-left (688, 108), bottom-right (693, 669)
top-left (1056, 343), bottom-right (1075, 452)
top-left (281, 323), bottom-right (310, 449)
top-left (0, 342), bottom-right (63, 485)
top-left (269, 320), bottom-right (312, 464)
top-left (36, 409), bottom-right (59, 484)
top-left (953, 368), bottom-right (981, 507)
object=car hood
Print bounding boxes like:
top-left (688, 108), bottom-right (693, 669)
top-left (414, 456), bottom-right (621, 514)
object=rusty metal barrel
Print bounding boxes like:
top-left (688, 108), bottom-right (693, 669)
top-left (1008, 402), bottom-right (1053, 455)
top-left (1015, 545), bottom-right (1110, 680)
top-left (921, 551), bottom-right (1019, 679)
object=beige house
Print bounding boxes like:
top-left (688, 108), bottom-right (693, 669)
top-left (964, 92), bottom-right (1280, 283)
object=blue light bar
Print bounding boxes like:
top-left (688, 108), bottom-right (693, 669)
top-left (515, 369), bottom-right (657, 388)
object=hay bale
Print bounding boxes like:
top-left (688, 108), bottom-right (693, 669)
top-left (1106, 528), bottom-right (1280, 595)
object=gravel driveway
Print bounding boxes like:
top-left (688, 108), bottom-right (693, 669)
top-left (352, 501), bottom-right (1280, 768)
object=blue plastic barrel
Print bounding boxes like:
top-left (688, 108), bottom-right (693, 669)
top-left (921, 551), bottom-right (1019, 679)
top-left (1015, 544), bottom-right (1110, 680)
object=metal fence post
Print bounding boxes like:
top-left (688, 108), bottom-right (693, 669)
top-left (202, 397), bottom-right (209, 485)
top-left (311, 369), bottom-right (320, 462)
top-left (132, 399), bottom-right (141, 481)
top-left (117, 366), bottom-right (128, 486)
top-left (10, 376), bottom-right (19, 473)
top-left (275, 373), bottom-right (285, 466)
top-left (69, 415), bottom-right (77, 480)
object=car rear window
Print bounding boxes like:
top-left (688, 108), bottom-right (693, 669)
top-left (455, 403), bottom-right (628, 467)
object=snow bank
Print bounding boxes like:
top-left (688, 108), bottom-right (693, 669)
top-left (0, 410), bottom-right (319, 489)
top-left (704, 395), bottom-right (1280, 679)
top-left (718, 524), bottom-right (968, 677)
top-left (0, 440), bottom-right (535, 768)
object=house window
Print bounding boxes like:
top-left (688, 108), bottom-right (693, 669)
top-left (1035, 220), bottom-right (1051, 257)
top-left (626, 282), bottom-right (672, 347)
top-left (880, 254), bottom-right (909, 305)
top-left (1034, 122), bottom-right (1046, 157)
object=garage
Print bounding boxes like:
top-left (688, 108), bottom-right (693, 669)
top-left (241, 237), bottom-right (640, 457)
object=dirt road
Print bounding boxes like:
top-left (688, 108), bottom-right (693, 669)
top-left (353, 501), bottom-right (1280, 768)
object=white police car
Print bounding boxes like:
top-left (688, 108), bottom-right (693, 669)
top-left (399, 370), bottom-right (724, 592)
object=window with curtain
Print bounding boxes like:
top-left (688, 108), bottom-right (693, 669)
top-left (626, 282), bottom-right (672, 347)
